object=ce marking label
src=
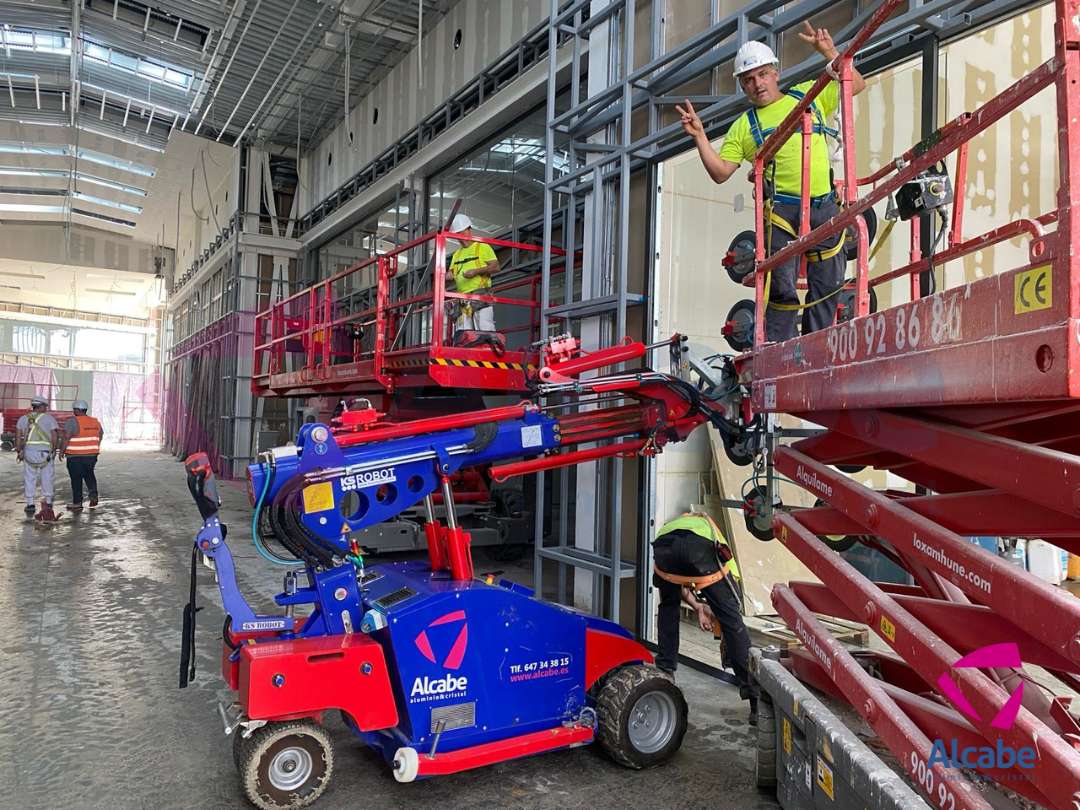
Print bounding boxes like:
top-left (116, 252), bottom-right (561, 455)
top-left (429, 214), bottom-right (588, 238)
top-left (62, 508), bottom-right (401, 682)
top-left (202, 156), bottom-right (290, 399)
top-left (1014, 265), bottom-right (1051, 314)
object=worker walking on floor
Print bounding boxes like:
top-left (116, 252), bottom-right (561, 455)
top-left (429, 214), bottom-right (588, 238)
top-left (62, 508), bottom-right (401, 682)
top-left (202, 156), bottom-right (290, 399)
top-left (15, 395), bottom-right (61, 521)
top-left (677, 22), bottom-right (866, 341)
top-left (61, 400), bottom-right (103, 511)
top-left (652, 511), bottom-right (759, 724)
top-left (448, 213), bottom-right (499, 333)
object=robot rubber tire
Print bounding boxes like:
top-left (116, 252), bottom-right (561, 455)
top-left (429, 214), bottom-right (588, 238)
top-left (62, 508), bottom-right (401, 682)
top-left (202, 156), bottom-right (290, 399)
top-left (235, 720), bottom-right (334, 810)
top-left (596, 664), bottom-right (688, 769)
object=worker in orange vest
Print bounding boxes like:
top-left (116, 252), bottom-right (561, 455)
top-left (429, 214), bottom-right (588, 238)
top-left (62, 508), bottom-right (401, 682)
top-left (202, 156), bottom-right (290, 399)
top-left (61, 399), bottom-right (103, 511)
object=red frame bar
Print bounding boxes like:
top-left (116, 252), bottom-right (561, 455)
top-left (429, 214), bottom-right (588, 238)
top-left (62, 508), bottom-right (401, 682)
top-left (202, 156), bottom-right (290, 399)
top-left (412, 724), bottom-right (593, 778)
top-left (773, 516), bottom-right (1080, 807)
top-left (774, 444), bottom-right (1080, 667)
top-left (771, 585), bottom-right (993, 810)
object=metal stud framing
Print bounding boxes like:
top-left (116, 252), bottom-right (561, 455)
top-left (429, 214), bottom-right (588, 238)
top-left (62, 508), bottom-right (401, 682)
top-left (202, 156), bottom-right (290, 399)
top-left (537, 0), bottom-right (1053, 624)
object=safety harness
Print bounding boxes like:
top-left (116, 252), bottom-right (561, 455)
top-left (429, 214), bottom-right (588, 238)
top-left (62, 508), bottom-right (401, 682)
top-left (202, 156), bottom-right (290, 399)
top-left (652, 512), bottom-right (741, 588)
top-left (750, 88), bottom-right (847, 269)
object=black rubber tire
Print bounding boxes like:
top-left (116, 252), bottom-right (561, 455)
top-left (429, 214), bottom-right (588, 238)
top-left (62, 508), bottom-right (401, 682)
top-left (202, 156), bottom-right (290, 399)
top-left (232, 727), bottom-right (245, 771)
top-left (235, 721), bottom-right (334, 810)
top-left (812, 498), bottom-right (861, 553)
top-left (755, 697), bottom-right (778, 791)
top-left (836, 462), bottom-right (867, 474)
top-left (596, 664), bottom-right (688, 769)
top-left (744, 486), bottom-right (777, 542)
top-left (723, 433), bottom-right (755, 467)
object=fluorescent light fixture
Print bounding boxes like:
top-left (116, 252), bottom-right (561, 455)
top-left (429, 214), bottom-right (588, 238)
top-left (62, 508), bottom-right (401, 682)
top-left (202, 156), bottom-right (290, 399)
top-left (77, 173), bottom-right (146, 197)
top-left (0, 202), bottom-right (65, 213)
top-left (0, 166), bottom-right (146, 197)
top-left (70, 208), bottom-right (136, 228)
top-left (75, 147), bottom-right (156, 177)
top-left (0, 271), bottom-right (47, 279)
top-left (0, 143), bottom-right (68, 156)
top-left (0, 166), bottom-right (68, 179)
top-left (86, 288), bottom-right (138, 296)
top-left (72, 190), bottom-right (142, 214)
top-left (78, 124), bottom-right (166, 153)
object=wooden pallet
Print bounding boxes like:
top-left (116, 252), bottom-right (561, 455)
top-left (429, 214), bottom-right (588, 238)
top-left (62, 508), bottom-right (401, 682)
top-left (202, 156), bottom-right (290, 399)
top-left (745, 613), bottom-right (870, 651)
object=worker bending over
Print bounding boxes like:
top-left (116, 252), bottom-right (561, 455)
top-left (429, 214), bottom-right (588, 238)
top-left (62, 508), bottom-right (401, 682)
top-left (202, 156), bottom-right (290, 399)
top-left (652, 511), bottom-right (758, 724)
top-left (16, 395), bottom-right (61, 521)
top-left (448, 214), bottom-right (499, 333)
top-left (62, 399), bottom-right (103, 511)
top-left (678, 22), bottom-right (866, 341)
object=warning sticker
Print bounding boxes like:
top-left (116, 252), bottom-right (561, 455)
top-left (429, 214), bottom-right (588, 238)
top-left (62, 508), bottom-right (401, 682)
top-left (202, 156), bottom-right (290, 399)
top-left (302, 482), bottom-right (335, 513)
top-left (816, 756), bottom-right (835, 800)
top-left (782, 717), bottom-right (792, 755)
top-left (1014, 265), bottom-right (1051, 314)
top-left (880, 615), bottom-right (896, 643)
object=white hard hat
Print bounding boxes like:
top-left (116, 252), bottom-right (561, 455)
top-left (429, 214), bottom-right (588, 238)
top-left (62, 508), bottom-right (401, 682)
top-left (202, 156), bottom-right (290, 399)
top-left (73, 400), bottom-right (89, 411)
top-left (450, 214), bottom-right (473, 232)
top-left (733, 41), bottom-right (779, 77)
top-left (30, 395), bottom-right (47, 407)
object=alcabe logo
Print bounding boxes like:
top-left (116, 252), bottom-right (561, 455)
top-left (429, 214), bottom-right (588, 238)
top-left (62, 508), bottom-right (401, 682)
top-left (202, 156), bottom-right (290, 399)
top-left (930, 642), bottom-right (1036, 772)
top-left (937, 642), bottom-right (1023, 730)
top-left (414, 609), bottom-right (468, 670)
top-left (411, 610), bottom-right (469, 703)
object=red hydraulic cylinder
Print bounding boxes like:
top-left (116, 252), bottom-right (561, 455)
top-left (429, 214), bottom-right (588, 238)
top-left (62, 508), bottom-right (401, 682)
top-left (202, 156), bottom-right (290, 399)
top-left (489, 439), bottom-right (647, 483)
top-left (537, 339), bottom-right (647, 382)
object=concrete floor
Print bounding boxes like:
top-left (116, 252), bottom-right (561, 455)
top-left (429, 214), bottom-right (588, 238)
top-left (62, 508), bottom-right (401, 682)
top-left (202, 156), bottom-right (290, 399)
top-left (0, 449), bottom-right (778, 810)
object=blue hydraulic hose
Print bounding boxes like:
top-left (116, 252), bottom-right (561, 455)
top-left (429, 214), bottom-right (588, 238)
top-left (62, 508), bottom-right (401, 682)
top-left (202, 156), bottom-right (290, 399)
top-left (251, 460), bottom-right (302, 567)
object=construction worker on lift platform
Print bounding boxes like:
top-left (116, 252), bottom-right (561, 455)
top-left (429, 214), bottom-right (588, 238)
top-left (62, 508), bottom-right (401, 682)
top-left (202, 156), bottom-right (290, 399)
top-left (677, 22), bottom-right (866, 341)
top-left (61, 399), bottom-right (103, 511)
top-left (448, 213), bottom-right (500, 334)
top-left (652, 511), bottom-right (759, 724)
top-left (15, 395), bottom-right (61, 521)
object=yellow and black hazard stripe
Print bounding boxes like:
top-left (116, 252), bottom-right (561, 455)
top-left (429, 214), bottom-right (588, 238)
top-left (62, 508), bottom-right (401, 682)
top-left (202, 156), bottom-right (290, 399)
top-left (431, 357), bottom-right (535, 372)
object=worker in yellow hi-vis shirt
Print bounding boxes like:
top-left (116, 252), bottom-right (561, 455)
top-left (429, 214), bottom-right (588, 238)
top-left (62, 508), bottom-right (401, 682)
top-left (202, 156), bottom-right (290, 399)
top-left (677, 22), bottom-right (866, 342)
top-left (448, 214), bottom-right (499, 332)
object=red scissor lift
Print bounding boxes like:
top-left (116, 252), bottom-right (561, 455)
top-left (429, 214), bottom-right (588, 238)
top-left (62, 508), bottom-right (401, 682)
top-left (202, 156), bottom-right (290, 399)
top-left (252, 232), bottom-right (567, 552)
top-left (252, 232), bottom-right (564, 402)
top-left (734, 0), bottom-right (1080, 806)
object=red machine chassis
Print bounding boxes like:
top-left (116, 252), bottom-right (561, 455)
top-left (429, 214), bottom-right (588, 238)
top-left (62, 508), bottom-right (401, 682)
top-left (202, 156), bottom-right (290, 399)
top-left (736, 0), bottom-right (1080, 806)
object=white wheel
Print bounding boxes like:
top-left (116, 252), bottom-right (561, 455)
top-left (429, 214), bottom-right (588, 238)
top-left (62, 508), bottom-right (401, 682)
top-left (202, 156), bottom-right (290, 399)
top-left (392, 747), bottom-right (419, 783)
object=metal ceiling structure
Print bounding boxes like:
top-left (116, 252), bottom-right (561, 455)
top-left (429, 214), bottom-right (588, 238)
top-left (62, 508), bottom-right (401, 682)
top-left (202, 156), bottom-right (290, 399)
top-left (0, 0), bottom-right (457, 239)
top-left (1, 0), bottom-right (457, 146)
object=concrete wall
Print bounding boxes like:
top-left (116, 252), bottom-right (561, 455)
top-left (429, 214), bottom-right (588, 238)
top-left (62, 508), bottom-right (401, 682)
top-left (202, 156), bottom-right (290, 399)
top-left (298, 0), bottom-right (547, 214)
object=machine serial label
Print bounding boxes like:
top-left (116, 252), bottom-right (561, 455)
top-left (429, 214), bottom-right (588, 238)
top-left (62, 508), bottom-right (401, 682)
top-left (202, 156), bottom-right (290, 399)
top-left (1014, 265), bottom-right (1051, 314)
top-left (825, 290), bottom-right (962, 366)
top-left (301, 482), bottom-right (335, 513)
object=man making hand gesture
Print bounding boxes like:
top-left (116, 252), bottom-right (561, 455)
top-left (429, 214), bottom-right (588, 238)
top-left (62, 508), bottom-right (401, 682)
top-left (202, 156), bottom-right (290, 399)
top-left (676, 21), bottom-right (866, 342)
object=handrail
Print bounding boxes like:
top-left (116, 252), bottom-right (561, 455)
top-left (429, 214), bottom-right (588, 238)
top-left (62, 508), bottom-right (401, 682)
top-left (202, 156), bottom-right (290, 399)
top-left (253, 230), bottom-right (562, 385)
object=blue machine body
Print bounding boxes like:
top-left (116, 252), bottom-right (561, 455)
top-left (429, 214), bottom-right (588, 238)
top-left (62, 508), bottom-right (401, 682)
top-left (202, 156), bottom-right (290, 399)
top-left (248, 414), bottom-right (560, 551)
top-left (196, 411), bottom-right (644, 759)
